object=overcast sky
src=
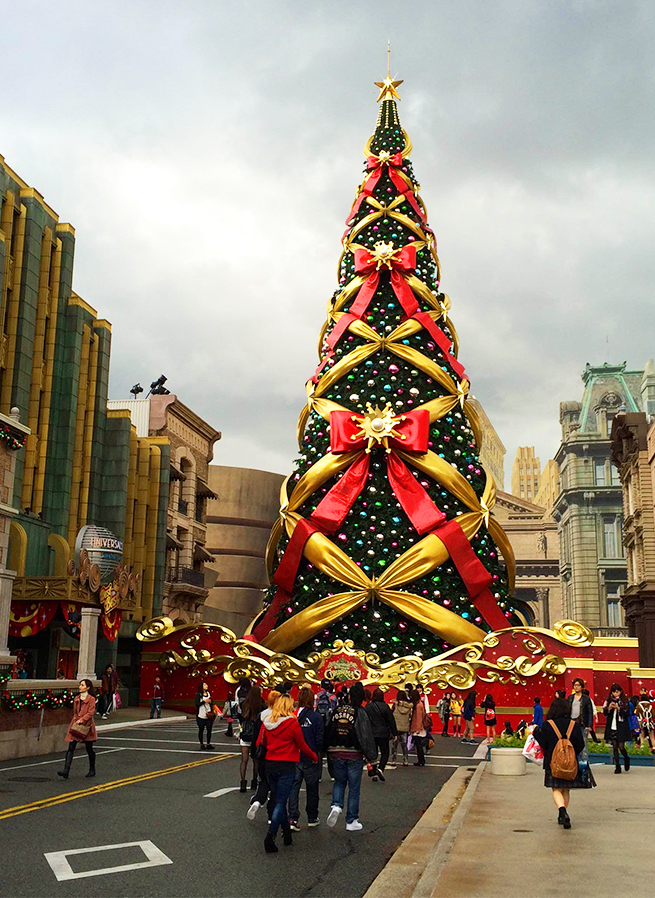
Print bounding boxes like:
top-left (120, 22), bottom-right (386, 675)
top-left (1, 1), bottom-right (654, 486)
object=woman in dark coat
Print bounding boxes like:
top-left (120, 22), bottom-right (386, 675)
top-left (602, 683), bottom-right (632, 773)
top-left (58, 679), bottom-right (98, 779)
top-left (534, 696), bottom-right (591, 829)
top-left (365, 688), bottom-right (398, 776)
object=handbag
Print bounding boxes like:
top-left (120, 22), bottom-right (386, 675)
top-left (241, 718), bottom-right (255, 741)
top-left (114, 690), bottom-right (122, 710)
top-left (70, 721), bottom-right (92, 740)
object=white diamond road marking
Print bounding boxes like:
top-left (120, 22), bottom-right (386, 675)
top-left (44, 840), bottom-right (173, 881)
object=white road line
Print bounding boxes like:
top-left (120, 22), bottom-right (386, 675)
top-left (44, 840), bottom-right (172, 882)
top-left (100, 736), bottom-right (209, 745)
top-left (204, 786), bottom-right (242, 798)
top-left (0, 748), bottom-right (125, 773)
top-left (111, 747), bottom-right (239, 756)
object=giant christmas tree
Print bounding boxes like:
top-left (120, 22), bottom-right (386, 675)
top-left (248, 67), bottom-right (519, 664)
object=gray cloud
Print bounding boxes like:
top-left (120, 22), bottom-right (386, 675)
top-left (1, 1), bottom-right (654, 484)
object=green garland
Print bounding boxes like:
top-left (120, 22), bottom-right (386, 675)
top-left (0, 424), bottom-right (27, 452)
top-left (2, 689), bottom-right (75, 712)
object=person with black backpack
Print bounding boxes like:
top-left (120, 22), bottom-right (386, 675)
top-left (288, 686), bottom-right (324, 831)
top-left (534, 696), bottom-right (593, 829)
top-left (365, 688), bottom-right (397, 778)
top-left (315, 678), bottom-right (336, 780)
top-left (325, 682), bottom-right (378, 831)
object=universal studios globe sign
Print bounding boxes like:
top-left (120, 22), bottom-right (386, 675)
top-left (75, 525), bottom-right (124, 584)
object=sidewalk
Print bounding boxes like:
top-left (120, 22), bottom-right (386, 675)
top-left (96, 706), bottom-right (187, 732)
top-left (431, 762), bottom-right (655, 898)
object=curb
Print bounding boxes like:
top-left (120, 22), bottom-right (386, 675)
top-left (363, 765), bottom-right (479, 898)
top-left (411, 761), bottom-right (486, 897)
top-left (96, 715), bottom-right (188, 733)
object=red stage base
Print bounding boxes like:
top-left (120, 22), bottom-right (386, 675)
top-left (136, 617), bottom-right (654, 725)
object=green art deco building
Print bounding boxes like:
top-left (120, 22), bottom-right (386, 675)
top-left (0, 154), bottom-right (169, 683)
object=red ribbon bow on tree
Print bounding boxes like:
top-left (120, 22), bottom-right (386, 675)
top-left (266, 400), bottom-right (507, 636)
top-left (348, 152), bottom-right (426, 224)
top-left (324, 242), bottom-right (419, 353)
top-left (310, 404), bottom-right (445, 537)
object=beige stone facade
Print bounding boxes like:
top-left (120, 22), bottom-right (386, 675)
top-left (553, 362), bottom-right (653, 634)
top-left (534, 458), bottom-right (559, 513)
top-left (611, 411), bottom-right (655, 665)
top-left (204, 466), bottom-right (284, 635)
top-left (493, 490), bottom-right (562, 628)
top-left (511, 446), bottom-right (541, 502)
top-left (468, 398), bottom-right (505, 490)
top-left (108, 395), bottom-right (221, 625)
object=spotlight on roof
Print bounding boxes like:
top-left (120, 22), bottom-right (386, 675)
top-left (149, 374), bottom-right (170, 396)
top-left (130, 383), bottom-right (144, 398)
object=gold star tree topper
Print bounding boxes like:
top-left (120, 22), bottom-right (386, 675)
top-left (375, 43), bottom-right (403, 102)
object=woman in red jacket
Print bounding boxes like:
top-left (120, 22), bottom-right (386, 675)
top-left (58, 679), bottom-right (98, 779)
top-left (256, 694), bottom-right (317, 853)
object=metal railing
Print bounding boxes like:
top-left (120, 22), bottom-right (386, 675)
top-left (592, 627), bottom-right (629, 638)
top-left (165, 566), bottom-right (205, 588)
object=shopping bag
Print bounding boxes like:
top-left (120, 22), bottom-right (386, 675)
top-left (522, 732), bottom-right (544, 766)
top-left (114, 690), bottom-right (122, 710)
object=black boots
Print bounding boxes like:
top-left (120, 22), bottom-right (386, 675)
top-left (240, 779), bottom-right (247, 793)
top-left (558, 808), bottom-right (571, 829)
top-left (264, 834), bottom-right (278, 853)
top-left (624, 754), bottom-right (631, 772)
top-left (282, 829), bottom-right (293, 846)
top-left (250, 778), bottom-right (257, 790)
top-left (57, 746), bottom-right (75, 779)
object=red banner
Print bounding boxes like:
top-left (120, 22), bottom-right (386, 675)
top-left (9, 601), bottom-right (58, 638)
top-left (101, 608), bottom-right (122, 641)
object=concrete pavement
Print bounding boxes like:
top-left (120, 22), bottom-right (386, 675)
top-left (427, 762), bottom-right (655, 898)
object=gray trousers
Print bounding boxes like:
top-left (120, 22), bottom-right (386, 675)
top-left (390, 732), bottom-right (409, 764)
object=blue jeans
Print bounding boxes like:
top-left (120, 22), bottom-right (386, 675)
top-left (331, 757), bottom-right (364, 824)
top-left (288, 758), bottom-right (320, 823)
top-left (266, 763), bottom-right (296, 838)
top-left (150, 698), bottom-right (162, 719)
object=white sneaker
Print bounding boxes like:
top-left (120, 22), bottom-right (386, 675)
top-left (327, 805), bottom-right (342, 827)
top-left (246, 800), bottom-right (260, 820)
top-left (386, 764), bottom-right (397, 770)
top-left (346, 820), bottom-right (363, 831)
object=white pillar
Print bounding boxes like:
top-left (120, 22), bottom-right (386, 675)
top-left (76, 607), bottom-right (101, 680)
top-left (0, 567), bottom-right (16, 662)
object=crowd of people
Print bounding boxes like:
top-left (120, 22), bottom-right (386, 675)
top-left (54, 670), bottom-right (655, 842)
top-left (205, 678), bottom-right (493, 852)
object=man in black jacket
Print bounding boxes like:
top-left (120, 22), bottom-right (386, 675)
top-left (365, 688), bottom-right (398, 776)
top-left (325, 682), bottom-right (378, 832)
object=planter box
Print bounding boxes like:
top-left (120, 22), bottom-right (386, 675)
top-left (490, 747), bottom-right (526, 776)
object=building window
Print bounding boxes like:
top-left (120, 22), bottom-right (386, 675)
top-left (607, 598), bottom-right (622, 628)
top-left (603, 516), bottom-right (618, 558)
top-left (595, 461), bottom-right (606, 486)
top-left (610, 464), bottom-right (620, 486)
top-left (606, 413), bottom-right (615, 436)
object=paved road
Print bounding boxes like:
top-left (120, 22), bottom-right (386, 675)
top-left (0, 722), bottom-right (481, 898)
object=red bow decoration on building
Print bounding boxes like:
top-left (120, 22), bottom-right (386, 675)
top-left (325, 242), bottom-right (419, 352)
top-left (348, 152), bottom-right (426, 224)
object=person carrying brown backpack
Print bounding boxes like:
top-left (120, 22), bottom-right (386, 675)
top-left (534, 697), bottom-right (594, 829)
